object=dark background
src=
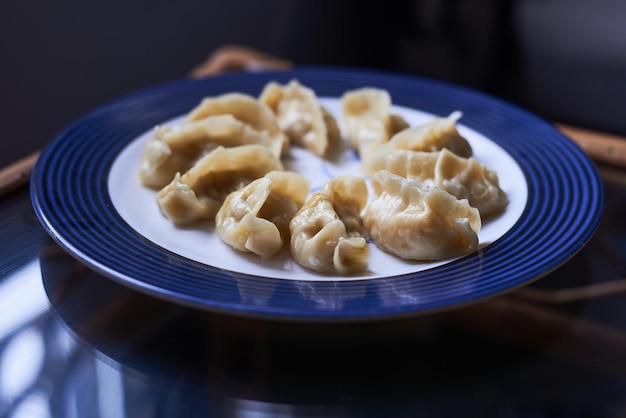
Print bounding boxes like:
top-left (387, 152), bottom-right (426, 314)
top-left (2, 0), bottom-right (626, 168)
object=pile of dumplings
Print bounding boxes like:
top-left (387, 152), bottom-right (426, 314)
top-left (138, 79), bottom-right (507, 276)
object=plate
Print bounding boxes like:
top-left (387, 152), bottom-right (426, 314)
top-left (31, 67), bottom-right (604, 321)
top-left (109, 100), bottom-right (526, 281)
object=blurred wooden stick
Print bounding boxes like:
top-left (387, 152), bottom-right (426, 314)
top-left (188, 44), bottom-right (292, 79)
top-left (1, 124), bottom-right (625, 199)
top-left (0, 151), bottom-right (39, 198)
top-left (557, 123), bottom-right (626, 168)
top-left (2, 51), bottom-right (626, 199)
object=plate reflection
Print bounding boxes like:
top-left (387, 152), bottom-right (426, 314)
top-left (38, 239), bottom-right (565, 417)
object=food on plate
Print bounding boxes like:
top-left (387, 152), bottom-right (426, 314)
top-left (363, 170), bottom-right (481, 261)
top-left (260, 79), bottom-right (340, 157)
top-left (156, 144), bottom-right (283, 225)
top-left (362, 148), bottom-right (507, 217)
top-left (289, 176), bottom-right (370, 274)
top-left (216, 170), bottom-right (310, 258)
top-left (139, 114), bottom-right (284, 189)
top-left (367, 111), bottom-right (472, 162)
top-left (137, 81), bottom-right (509, 276)
top-left (341, 87), bottom-right (409, 160)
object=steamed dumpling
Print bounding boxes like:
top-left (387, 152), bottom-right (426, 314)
top-left (363, 148), bottom-right (507, 217)
top-left (139, 114), bottom-right (284, 189)
top-left (364, 170), bottom-right (481, 261)
top-left (260, 79), bottom-right (340, 157)
top-left (368, 111), bottom-right (472, 161)
top-left (289, 176), bottom-right (369, 275)
top-left (186, 92), bottom-right (288, 153)
top-left (361, 148), bottom-right (439, 178)
top-left (156, 145), bottom-right (283, 225)
top-left (216, 171), bottom-right (310, 258)
top-left (431, 148), bottom-right (507, 217)
top-left (341, 88), bottom-right (409, 160)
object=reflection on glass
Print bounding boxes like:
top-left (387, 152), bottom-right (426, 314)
top-left (232, 274), bottom-right (278, 306)
top-left (10, 392), bottom-right (50, 418)
top-left (293, 280), bottom-right (367, 310)
top-left (0, 329), bottom-right (45, 402)
top-left (95, 360), bottom-right (126, 418)
top-left (0, 259), bottom-right (48, 341)
top-left (376, 252), bottom-right (483, 309)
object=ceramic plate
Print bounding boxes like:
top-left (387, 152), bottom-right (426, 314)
top-left (31, 67), bottom-right (604, 320)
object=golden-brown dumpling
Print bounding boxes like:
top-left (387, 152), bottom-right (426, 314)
top-left (139, 115), bottom-right (284, 189)
top-left (215, 171), bottom-right (310, 259)
top-left (156, 145), bottom-right (283, 225)
top-left (289, 176), bottom-right (369, 275)
top-left (341, 88), bottom-right (409, 160)
top-left (368, 111), bottom-right (472, 161)
top-left (363, 148), bottom-right (507, 217)
top-left (260, 80), bottom-right (340, 157)
top-left (364, 171), bottom-right (481, 261)
top-left (186, 92), bottom-right (288, 153)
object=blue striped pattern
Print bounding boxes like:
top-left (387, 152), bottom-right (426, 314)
top-left (30, 67), bottom-right (604, 320)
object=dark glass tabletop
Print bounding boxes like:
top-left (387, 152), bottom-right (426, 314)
top-left (1, 161), bottom-right (625, 417)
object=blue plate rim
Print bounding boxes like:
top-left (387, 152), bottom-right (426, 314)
top-left (30, 66), bottom-right (605, 321)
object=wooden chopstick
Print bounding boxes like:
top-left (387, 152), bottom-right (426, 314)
top-left (556, 123), bottom-right (626, 168)
top-left (0, 124), bottom-right (625, 199)
top-left (0, 150), bottom-right (40, 198)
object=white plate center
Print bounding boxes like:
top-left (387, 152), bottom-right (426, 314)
top-left (108, 99), bottom-right (527, 281)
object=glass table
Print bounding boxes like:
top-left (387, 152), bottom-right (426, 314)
top-left (1, 157), bottom-right (625, 417)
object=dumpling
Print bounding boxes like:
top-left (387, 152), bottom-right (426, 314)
top-left (364, 170), bottom-right (481, 261)
top-left (367, 111), bottom-right (472, 161)
top-left (260, 79), bottom-right (340, 157)
top-left (139, 114), bottom-right (284, 189)
top-left (432, 148), bottom-right (507, 217)
top-left (289, 176), bottom-right (369, 275)
top-left (362, 148), bottom-right (507, 217)
top-left (216, 171), bottom-right (310, 258)
top-left (361, 148), bottom-right (439, 178)
top-left (318, 174), bottom-right (368, 236)
top-left (156, 145), bottom-right (283, 225)
top-left (341, 88), bottom-right (409, 160)
top-left (186, 92), bottom-right (288, 153)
